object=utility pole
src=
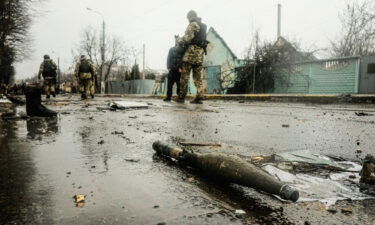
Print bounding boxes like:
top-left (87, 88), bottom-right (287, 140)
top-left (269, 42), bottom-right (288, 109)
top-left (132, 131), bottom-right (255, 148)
top-left (87, 7), bottom-right (106, 93)
top-left (253, 61), bottom-right (256, 94)
top-left (57, 57), bottom-right (60, 91)
top-left (101, 20), bottom-right (106, 70)
top-left (142, 44), bottom-right (145, 80)
top-left (277, 3), bottom-right (282, 38)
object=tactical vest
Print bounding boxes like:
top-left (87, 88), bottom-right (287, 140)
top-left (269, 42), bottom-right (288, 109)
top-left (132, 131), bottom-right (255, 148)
top-left (191, 20), bottom-right (207, 48)
top-left (42, 60), bottom-right (57, 78)
top-left (79, 59), bottom-right (91, 73)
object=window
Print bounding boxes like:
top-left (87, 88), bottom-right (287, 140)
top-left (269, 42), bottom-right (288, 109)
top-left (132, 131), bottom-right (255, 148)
top-left (367, 63), bottom-right (375, 74)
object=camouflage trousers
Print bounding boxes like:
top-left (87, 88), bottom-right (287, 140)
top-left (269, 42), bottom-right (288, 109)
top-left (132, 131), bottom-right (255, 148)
top-left (43, 78), bottom-right (55, 96)
top-left (179, 62), bottom-right (204, 99)
top-left (79, 78), bottom-right (95, 96)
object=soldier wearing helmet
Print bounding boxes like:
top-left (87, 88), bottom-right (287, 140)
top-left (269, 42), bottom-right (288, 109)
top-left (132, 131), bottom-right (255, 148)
top-left (175, 10), bottom-right (208, 104)
top-left (38, 54), bottom-right (57, 98)
top-left (74, 55), bottom-right (96, 99)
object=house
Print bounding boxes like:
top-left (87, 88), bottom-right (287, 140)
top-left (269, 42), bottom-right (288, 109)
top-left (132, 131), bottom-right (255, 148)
top-left (270, 37), bottom-right (375, 94)
top-left (202, 28), bottom-right (245, 94)
top-left (188, 27), bottom-right (244, 94)
top-left (273, 36), bottom-right (317, 61)
top-left (187, 29), bottom-right (375, 95)
top-left (259, 37), bottom-right (373, 94)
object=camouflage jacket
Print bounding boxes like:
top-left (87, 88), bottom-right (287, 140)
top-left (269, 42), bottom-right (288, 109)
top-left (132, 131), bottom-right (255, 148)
top-left (178, 19), bottom-right (204, 65)
top-left (38, 59), bottom-right (57, 79)
top-left (74, 59), bottom-right (96, 79)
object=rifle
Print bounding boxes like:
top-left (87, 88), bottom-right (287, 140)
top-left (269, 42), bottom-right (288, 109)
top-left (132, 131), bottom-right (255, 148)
top-left (202, 40), bottom-right (210, 55)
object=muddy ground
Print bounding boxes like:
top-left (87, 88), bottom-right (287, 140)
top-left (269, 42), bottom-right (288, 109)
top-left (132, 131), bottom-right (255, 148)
top-left (1, 95), bottom-right (375, 225)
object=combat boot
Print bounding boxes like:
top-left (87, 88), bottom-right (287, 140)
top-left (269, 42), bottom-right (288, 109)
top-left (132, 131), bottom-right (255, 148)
top-left (25, 87), bottom-right (57, 117)
top-left (52, 92), bottom-right (56, 98)
top-left (81, 93), bottom-right (87, 100)
top-left (163, 97), bottom-right (171, 102)
top-left (174, 96), bottom-right (185, 103)
top-left (91, 94), bottom-right (94, 99)
top-left (46, 94), bottom-right (50, 99)
top-left (190, 97), bottom-right (203, 104)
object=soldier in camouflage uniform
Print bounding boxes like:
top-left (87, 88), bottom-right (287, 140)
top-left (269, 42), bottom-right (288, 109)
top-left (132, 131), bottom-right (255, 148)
top-left (74, 55), bottom-right (96, 99)
top-left (38, 55), bottom-right (57, 99)
top-left (176, 10), bottom-right (208, 104)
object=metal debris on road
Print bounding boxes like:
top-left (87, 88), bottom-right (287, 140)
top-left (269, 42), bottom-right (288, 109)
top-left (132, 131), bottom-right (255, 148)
top-left (341, 208), bottom-right (353, 214)
top-left (273, 150), bottom-right (350, 170)
top-left (109, 101), bottom-right (149, 110)
top-left (179, 141), bottom-right (222, 147)
top-left (235, 209), bottom-right (246, 215)
top-left (74, 194), bottom-right (85, 203)
top-left (355, 112), bottom-right (373, 116)
top-left (5, 94), bottom-right (25, 105)
top-left (1, 115), bottom-right (29, 121)
top-left (0, 98), bottom-right (12, 104)
top-left (124, 158), bottom-right (140, 163)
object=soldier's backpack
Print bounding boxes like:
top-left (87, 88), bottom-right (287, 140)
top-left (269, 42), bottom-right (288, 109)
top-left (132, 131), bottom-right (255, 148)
top-left (79, 59), bottom-right (92, 73)
top-left (42, 60), bottom-right (57, 78)
top-left (191, 20), bottom-right (209, 54)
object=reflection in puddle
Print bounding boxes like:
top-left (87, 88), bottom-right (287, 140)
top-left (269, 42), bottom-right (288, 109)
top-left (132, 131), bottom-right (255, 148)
top-left (26, 117), bottom-right (59, 140)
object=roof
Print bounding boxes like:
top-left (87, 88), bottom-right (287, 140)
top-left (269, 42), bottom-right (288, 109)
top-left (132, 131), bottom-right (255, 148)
top-left (207, 27), bottom-right (238, 60)
top-left (274, 36), bottom-right (317, 61)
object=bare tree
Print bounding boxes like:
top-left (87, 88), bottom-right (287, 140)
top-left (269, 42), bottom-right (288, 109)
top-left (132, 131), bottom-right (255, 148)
top-left (74, 26), bottom-right (131, 90)
top-left (0, 0), bottom-right (43, 85)
top-left (330, 0), bottom-right (375, 57)
top-left (229, 31), bottom-right (312, 94)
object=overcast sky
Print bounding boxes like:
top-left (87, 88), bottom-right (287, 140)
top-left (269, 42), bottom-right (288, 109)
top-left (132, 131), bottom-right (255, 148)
top-left (15, 0), bottom-right (358, 80)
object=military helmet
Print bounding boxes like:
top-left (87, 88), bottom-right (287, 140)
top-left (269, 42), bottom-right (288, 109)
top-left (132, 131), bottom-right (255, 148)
top-left (43, 54), bottom-right (50, 59)
top-left (187, 10), bottom-right (197, 20)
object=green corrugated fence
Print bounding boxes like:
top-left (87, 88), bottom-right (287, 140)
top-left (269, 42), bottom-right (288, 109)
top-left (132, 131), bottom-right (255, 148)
top-left (274, 57), bottom-right (360, 94)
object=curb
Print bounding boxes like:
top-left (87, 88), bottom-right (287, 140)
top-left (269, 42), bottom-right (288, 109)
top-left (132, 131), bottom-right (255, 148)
top-left (94, 94), bottom-right (375, 104)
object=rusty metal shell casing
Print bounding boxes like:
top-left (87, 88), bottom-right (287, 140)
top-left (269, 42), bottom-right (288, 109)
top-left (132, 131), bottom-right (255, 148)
top-left (152, 141), bottom-right (184, 160)
top-left (152, 142), bottom-right (299, 202)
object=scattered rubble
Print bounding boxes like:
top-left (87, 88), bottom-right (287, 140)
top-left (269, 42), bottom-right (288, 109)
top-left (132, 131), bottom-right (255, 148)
top-left (360, 154), bottom-right (375, 195)
top-left (109, 101), bottom-right (149, 110)
top-left (341, 208), bottom-right (353, 214)
top-left (234, 209), bottom-right (246, 215)
top-left (73, 194), bottom-right (85, 207)
top-left (179, 141), bottom-right (222, 147)
top-left (74, 194), bottom-right (85, 203)
top-left (124, 158), bottom-right (140, 163)
top-left (355, 112), bottom-right (373, 116)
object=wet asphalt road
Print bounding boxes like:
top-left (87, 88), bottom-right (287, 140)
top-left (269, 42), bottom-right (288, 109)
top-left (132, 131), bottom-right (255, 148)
top-left (1, 95), bottom-right (375, 225)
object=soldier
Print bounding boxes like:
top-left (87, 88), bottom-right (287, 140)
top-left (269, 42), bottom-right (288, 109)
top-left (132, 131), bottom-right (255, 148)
top-left (176, 10), bottom-right (208, 104)
top-left (74, 55), bottom-right (96, 99)
top-left (164, 36), bottom-right (183, 101)
top-left (38, 55), bottom-right (57, 99)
